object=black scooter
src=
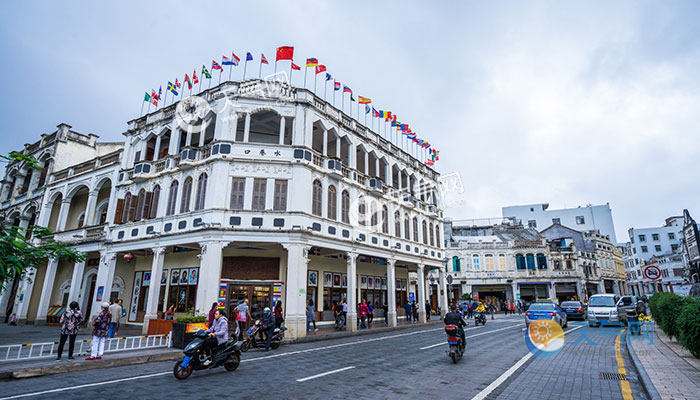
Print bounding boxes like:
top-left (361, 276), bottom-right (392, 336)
top-left (445, 324), bottom-right (465, 363)
top-left (173, 330), bottom-right (243, 380)
top-left (241, 319), bottom-right (287, 352)
top-left (474, 312), bottom-right (487, 326)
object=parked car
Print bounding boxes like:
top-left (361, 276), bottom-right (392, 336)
top-left (616, 295), bottom-right (638, 323)
top-left (525, 302), bottom-right (568, 328)
top-left (560, 301), bottom-right (586, 320)
top-left (587, 294), bottom-right (622, 327)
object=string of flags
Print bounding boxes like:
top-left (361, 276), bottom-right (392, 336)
top-left (140, 45), bottom-right (439, 166)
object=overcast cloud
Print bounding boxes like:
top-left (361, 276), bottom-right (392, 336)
top-left (0, 1), bottom-right (697, 240)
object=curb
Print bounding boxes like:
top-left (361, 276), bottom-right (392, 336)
top-left (0, 350), bottom-right (180, 381)
top-left (286, 319), bottom-right (442, 345)
top-left (624, 330), bottom-right (662, 400)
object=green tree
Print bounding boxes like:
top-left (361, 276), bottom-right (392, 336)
top-left (0, 153), bottom-right (85, 286)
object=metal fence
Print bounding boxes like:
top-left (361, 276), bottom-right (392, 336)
top-left (0, 333), bottom-right (171, 363)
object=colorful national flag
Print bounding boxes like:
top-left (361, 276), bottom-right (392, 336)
top-left (151, 89), bottom-right (159, 101)
top-left (342, 85), bottom-right (352, 94)
top-left (211, 60), bottom-right (223, 71)
top-left (350, 94), bottom-right (355, 102)
top-left (372, 108), bottom-right (379, 117)
top-left (175, 78), bottom-right (181, 88)
top-left (358, 96), bottom-right (371, 104)
top-left (246, 52), bottom-right (254, 61)
top-left (231, 52), bottom-right (241, 65)
top-left (143, 92), bottom-right (151, 102)
top-left (222, 55), bottom-right (234, 66)
top-left (325, 72), bottom-right (332, 81)
top-left (201, 65), bottom-right (212, 79)
top-left (167, 81), bottom-right (178, 96)
top-left (334, 81), bottom-right (341, 91)
top-left (365, 105), bottom-right (370, 114)
top-left (192, 70), bottom-right (199, 84)
top-left (158, 86), bottom-right (162, 98)
top-left (306, 57), bottom-right (318, 67)
top-left (275, 46), bottom-right (294, 61)
top-left (315, 65), bottom-right (327, 74)
top-left (261, 54), bottom-right (269, 64)
top-left (184, 74), bottom-right (193, 89)
top-left (291, 62), bottom-right (301, 71)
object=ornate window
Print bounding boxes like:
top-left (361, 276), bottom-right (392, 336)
top-left (381, 205), bottom-right (389, 234)
top-left (312, 179), bottom-right (323, 216)
top-left (273, 179), bottom-right (288, 211)
top-left (412, 217), bottom-right (419, 242)
top-left (327, 185), bottom-right (337, 220)
top-left (194, 173), bottom-right (207, 210)
top-left (230, 177), bottom-right (245, 210)
top-left (341, 190), bottom-right (350, 223)
top-left (394, 210), bottom-right (401, 237)
top-left (166, 181), bottom-right (178, 216)
top-left (180, 177), bottom-right (193, 213)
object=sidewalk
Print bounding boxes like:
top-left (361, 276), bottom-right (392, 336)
top-left (627, 328), bottom-right (700, 400)
top-left (0, 323), bottom-right (143, 346)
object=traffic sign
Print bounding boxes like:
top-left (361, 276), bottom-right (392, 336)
top-left (643, 265), bottom-right (661, 280)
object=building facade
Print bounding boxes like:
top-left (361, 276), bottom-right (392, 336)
top-left (502, 202), bottom-right (618, 243)
top-left (0, 79), bottom-right (448, 339)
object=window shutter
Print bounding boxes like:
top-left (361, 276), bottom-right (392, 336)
top-left (143, 192), bottom-right (153, 221)
top-left (114, 199), bottom-right (125, 224)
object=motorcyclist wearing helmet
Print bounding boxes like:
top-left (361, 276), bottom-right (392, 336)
top-left (261, 307), bottom-right (276, 351)
top-left (444, 303), bottom-right (467, 348)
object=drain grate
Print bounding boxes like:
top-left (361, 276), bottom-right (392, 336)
top-left (600, 372), bottom-right (627, 381)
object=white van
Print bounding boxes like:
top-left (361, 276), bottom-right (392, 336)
top-left (587, 294), bottom-right (622, 327)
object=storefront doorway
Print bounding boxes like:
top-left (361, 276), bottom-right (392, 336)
top-left (225, 282), bottom-right (275, 321)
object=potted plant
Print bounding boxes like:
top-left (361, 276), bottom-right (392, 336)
top-left (171, 314), bottom-right (208, 349)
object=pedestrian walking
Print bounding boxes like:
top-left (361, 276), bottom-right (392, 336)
top-left (425, 301), bottom-right (431, 320)
top-left (404, 301), bottom-right (413, 323)
top-left (207, 302), bottom-right (218, 328)
top-left (306, 299), bottom-right (318, 332)
top-left (367, 302), bottom-right (374, 327)
top-left (56, 301), bottom-right (82, 360)
top-left (382, 303), bottom-right (389, 325)
top-left (340, 299), bottom-right (348, 328)
top-left (273, 300), bottom-right (284, 328)
top-left (107, 299), bottom-right (122, 338)
top-left (412, 302), bottom-right (419, 322)
top-left (358, 299), bottom-right (369, 329)
top-left (87, 302), bottom-right (111, 360)
top-left (235, 299), bottom-right (252, 339)
top-left (117, 299), bottom-right (125, 335)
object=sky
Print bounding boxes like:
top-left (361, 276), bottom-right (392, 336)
top-left (0, 1), bottom-right (698, 241)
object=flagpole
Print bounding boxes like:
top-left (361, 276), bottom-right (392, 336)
top-left (303, 67), bottom-right (308, 89)
top-left (218, 70), bottom-right (223, 85)
top-left (324, 80), bottom-right (328, 101)
top-left (333, 87), bottom-right (336, 106)
top-left (146, 100), bottom-right (151, 115)
top-left (259, 60), bottom-right (263, 79)
top-left (243, 60), bottom-right (248, 81)
top-left (313, 73), bottom-right (317, 94)
top-left (198, 72), bottom-right (203, 93)
top-left (228, 63), bottom-right (233, 81)
top-left (341, 93), bottom-right (344, 113)
top-left (140, 99), bottom-right (145, 116)
top-left (289, 63), bottom-right (293, 85)
top-left (164, 90), bottom-right (169, 108)
top-left (274, 61), bottom-right (278, 74)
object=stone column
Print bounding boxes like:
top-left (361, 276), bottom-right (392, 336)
top-left (84, 191), bottom-right (98, 226)
top-left (597, 281), bottom-right (605, 294)
top-left (346, 252), bottom-right (358, 332)
top-left (243, 112), bottom-right (251, 142)
top-left (144, 247), bottom-right (166, 333)
top-left (549, 281), bottom-right (557, 301)
top-left (278, 117), bottom-right (286, 145)
top-left (35, 258), bottom-right (60, 323)
top-left (15, 268), bottom-right (37, 321)
top-left (512, 282), bottom-right (520, 302)
top-left (438, 267), bottom-right (448, 316)
top-left (195, 241), bottom-right (225, 315)
top-left (90, 252), bottom-right (117, 318)
top-left (322, 129), bottom-right (328, 156)
top-left (68, 260), bottom-right (86, 302)
top-left (386, 258), bottom-right (397, 327)
top-left (417, 265), bottom-right (427, 323)
top-left (56, 199), bottom-right (71, 231)
top-left (153, 135), bottom-right (162, 161)
top-left (282, 243), bottom-right (310, 339)
top-left (575, 280), bottom-right (585, 301)
top-left (104, 173), bottom-right (119, 224)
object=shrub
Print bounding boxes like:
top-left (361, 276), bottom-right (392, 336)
top-left (676, 297), bottom-right (700, 358)
top-left (175, 314), bottom-right (207, 323)
top-left (649, 292), bottom-right (685, 339)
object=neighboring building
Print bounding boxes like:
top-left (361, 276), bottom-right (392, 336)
top-left (682, 209), bottom-right (699, 284)
top-left (502, 202), bottom-right (618, 243)
top-left (627, 216), bottom-right (684, 267)
top-left (638, 252), bottom-right (688, 294)
top-left (0, 79), bottom-right (448, 339)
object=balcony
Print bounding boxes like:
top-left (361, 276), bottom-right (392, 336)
top-left (327, 159), bottom-right (343, 179)
top-left (132, 161), bottom-right (153, 180)
top-left (367, 177), bottom-right (384, 196)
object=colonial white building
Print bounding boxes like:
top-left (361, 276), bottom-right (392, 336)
top-left (0, 79), bottom-right (448, 339)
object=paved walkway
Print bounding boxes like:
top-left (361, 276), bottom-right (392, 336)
top-left (629, 329), bottom-right (700, 400)
top-left (0, 323), bottom-right (143, 346)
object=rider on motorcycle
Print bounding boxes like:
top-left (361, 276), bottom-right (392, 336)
top-left (474, 301), bottom-right (486, 314)
top-left (204, 309), bottom-right (229, 363)
top-left (261, 307), bottom-right (276, 351)
top-left (444, 304), bottom-right (467, 347)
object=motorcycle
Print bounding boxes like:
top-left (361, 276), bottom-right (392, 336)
top-left (334, 313), bottom-right (346, 330)
top-left (474, 312), bottom-right (487, 326)
top-left (445, 324), bottom-right (465, 364)
top-left (241, 319), bottom-right (287, 352)
top-left (173, 330), bottom-right (243, 380)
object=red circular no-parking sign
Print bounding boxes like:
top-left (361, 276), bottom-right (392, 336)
top-left (643, 265), bottom-right (661, 280)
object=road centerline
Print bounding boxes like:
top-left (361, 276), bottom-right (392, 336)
top-left (296, 366), bottom-right (356, 382)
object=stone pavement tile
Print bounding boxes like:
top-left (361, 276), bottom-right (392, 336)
top-left (629, 331), bottom-right (700, 400)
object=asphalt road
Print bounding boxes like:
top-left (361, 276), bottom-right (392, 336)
top-left (0, 317), bottom-right (647, 400)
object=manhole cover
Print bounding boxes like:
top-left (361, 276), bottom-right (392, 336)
top-left (600, 372), bottom-right (627, 381)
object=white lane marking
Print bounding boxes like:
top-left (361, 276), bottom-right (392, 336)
top-left (419, 324), bottom-right (523, 350)
top-left (296, 366), bottom-right (355, 382)
top-left (0, 325), bottom-right (446, 400)
top-left (0, 371), bottom-right (171, 400)
top-left (469, 325), bottom-right (584, 400)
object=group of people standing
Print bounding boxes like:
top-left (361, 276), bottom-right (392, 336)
top-left (55, 298), bottom-right (126, 361)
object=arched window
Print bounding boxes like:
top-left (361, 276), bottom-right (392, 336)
top-left (536, 253), bottom-right (547, 269)
top-left (403, 214), bottom-right (410, 240)
top-left (150, 185), bottom-right (160, 219)
top-left (485, 254), bottom-right (495, 270)
top-left (370, 201), bottom-right (378, 228)
top-left (135, 188), bottom-right (146, 221)
top-left (422, 221), bottom-right (428, 245)
top-left (341, 190), bottom-right (350, 223)
top-left (358, 197), bottom-right (366, 226)
top-left (127, 191), bottom-right (138, 222)
top-left (180, 177), bottom-right (193, 213)
top-left (248, 110), bottom-right (282, 144)
top-left (412, 217), bottom-right (419, 242)
top-left (77, 212), bottom-right (85, 228)
top-left (498, 254), bottom-right (507, 270)
top-left (194, 173), bottom-right (207, 210)
top-left (122, 192), bottom-right (132, 222)
top-left (20, 168), bottom-right (32, 194)
top-left (515, 254), bottom-right (526, 270)
top-left (381, 205), bottom-right (388, 234)
top-left (429, 223), bottom-right (435, 246)
top-left (312, 179), bottom-right (322, 216)
top-left (166, 180), bottom-right (178, 216)
top-left (452, 256), bottom-right (461, 272)
top-left (435, 225), bottom-right (441, 247)
top-left (526, 253), bottom-right (536, 270)
top-left (394, 210), bottom-right (401, 237)
top-left (472, 254), bottom-right (481, 269)
top-left (327, 185), bottom-right (337, 220)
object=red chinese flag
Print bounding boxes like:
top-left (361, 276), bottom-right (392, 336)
top-left (315, 64), bottom-right (327, 74)
top-left (276, 46), bottom-right (294, 61)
